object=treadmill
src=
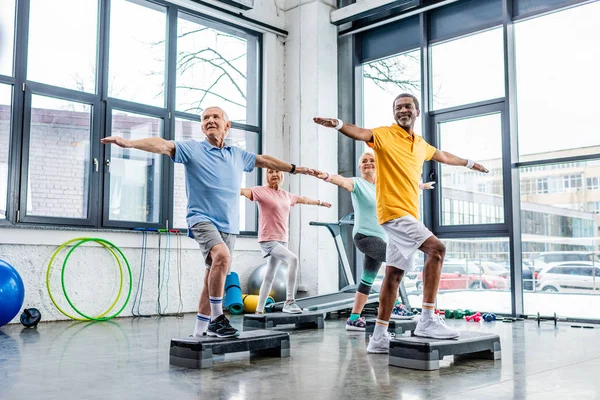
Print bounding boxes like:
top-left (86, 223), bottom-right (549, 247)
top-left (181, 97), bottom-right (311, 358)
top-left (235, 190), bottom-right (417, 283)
top-left (268, 213), bottom-right (411, 313)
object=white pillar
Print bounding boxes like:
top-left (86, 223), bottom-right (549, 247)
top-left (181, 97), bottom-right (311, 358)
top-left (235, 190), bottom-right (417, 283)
top-left (285, 0), bottom-right (339, 296)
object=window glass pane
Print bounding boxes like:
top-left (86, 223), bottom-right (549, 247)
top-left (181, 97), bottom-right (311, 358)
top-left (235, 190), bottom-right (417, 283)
top-left (439, 113), bottom-right (504, 225)
top-left (173, 118), bottom-right (258, 232)
top-left (0, 0), bottom-right (16, 76)
top-left (109, 111), bottom-right (162, 223)
top-left (431, 28), bottom-right (504, 110)
top-left (410, 237), bottom-right (511, 314)
top-left (521, 159), bottom-right (600, 319)
top-left (108, 0), bottom-right (166, 107)
top-left (176, 12), bottom-right (259, 125)
top-left (27, 96), bottom-right (91, 218)
top-left (515, 2), bottom-right (600, 160)
top-left (27, 0), bottom-right (98, 92)
top-left (0, 84), bottom-right (11, 219)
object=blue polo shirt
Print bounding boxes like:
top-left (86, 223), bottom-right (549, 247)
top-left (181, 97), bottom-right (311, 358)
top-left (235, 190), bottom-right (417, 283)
top-left (172, 139), bottom-right (256, 235)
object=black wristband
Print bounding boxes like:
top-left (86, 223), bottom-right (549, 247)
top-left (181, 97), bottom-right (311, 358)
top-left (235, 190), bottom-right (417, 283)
top-left (290, 163), bottom-right (296, 174)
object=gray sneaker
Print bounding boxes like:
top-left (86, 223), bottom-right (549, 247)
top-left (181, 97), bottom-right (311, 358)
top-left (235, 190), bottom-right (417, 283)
top-left (282, 300), bottom-right (302, 314)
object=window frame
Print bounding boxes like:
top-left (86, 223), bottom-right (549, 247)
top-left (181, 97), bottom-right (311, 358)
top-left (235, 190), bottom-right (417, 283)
top-left (3, 0), bottom-right (263, 235)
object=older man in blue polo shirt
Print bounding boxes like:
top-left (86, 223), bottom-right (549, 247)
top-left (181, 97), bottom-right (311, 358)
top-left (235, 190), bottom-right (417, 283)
top-left (102, 106), bottom-right (312, 338)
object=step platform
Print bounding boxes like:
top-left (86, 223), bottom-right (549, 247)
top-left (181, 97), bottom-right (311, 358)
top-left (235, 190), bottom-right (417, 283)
top-left (365, 318), bottom-right (417, 338)
top-left (169, 330), bottom-right (290, 369)
top-left (389, 331), bottom-right (501, 371)
top-left (243, 311), bottom-right (325, 330)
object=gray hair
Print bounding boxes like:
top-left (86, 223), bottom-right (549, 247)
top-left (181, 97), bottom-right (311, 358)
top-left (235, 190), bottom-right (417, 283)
top-left (357, 151), bottom-right (375, 169)
top-left (201, 107), bottom-right (230, 123)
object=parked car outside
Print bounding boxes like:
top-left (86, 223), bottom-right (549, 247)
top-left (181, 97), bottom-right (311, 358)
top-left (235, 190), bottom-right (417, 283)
top-left (415, 259), bottom-right (507, 291)
top-left (536, 262), bottom-right (600, 293)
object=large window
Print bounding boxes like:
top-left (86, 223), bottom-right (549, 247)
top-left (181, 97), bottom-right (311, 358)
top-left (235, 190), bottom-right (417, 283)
top-left (176, 12), bottom-right (260, 125)
top-left (107, 111), bottom-right (163, 223)
top-left (431, 28), bottom-right (504, 110)
top-left (2, 0), bottom-right (262, 231)
top-left (355, 0), bottom-right (600, 320)
top-left (24, 96), bottom-right (92, 219)
top-left (437, 112), bottom-right (504, 226)
top-left (108, 0), bottom-right (166, 107)
top-left (27, 0), bottom-right (98, 92)
top-left (0, 0), bottom-right (15, 77)
top-left (515, 1), bottom-right (600, 160)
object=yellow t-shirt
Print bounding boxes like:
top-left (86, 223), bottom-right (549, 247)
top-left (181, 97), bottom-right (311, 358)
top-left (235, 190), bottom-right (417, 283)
top-left (367, 124), bottom-right (437, 223)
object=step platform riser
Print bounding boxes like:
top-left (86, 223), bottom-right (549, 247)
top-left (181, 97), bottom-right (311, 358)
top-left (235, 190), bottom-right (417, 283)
top-left (169, 330), bottom-right (290, 369)
top-left (389, 331), bottom-right (501, 371)
top-left (365, 319), bottom-right (417, 338)
top-left (243, 311), bottom-right (325, 330)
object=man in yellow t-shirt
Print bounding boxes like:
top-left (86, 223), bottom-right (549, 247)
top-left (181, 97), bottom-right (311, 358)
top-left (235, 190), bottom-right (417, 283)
top-left (313, 93), bottom-right (488, 354)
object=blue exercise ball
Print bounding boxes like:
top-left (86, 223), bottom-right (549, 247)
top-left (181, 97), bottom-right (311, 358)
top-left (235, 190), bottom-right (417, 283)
top-left (247, 263), bottom-right (289, 302)
top-left (0, 260), bottom-right (25, 328)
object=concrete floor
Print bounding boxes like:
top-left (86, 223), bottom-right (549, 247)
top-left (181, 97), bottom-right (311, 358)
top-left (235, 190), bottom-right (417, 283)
top-left (1, 314), bottom-right (599, 400)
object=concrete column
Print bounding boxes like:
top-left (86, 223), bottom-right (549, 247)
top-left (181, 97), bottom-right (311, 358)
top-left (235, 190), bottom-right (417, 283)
top-left (284, 0), bottom-right (339, 296)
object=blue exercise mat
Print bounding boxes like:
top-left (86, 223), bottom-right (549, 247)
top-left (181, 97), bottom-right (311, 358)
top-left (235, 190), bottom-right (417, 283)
top-left (223, 272), bottom-right (244, 315)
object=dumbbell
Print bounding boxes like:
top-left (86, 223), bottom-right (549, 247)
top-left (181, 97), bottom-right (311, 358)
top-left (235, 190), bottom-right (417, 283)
top-left (465, 312), bottom-right (481, 322)
top-left (482, 313), bottom-right (497, 322)
top-left (535, 312), bottom-right (560, 326)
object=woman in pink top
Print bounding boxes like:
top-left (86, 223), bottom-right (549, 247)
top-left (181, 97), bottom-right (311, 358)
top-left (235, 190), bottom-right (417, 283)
top-left (241, 168), bottom-right (331, 314)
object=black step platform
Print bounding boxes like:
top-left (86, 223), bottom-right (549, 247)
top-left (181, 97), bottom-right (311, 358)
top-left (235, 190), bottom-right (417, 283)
top-left (389, 331), bottom-right (501, 371)
top-left (243, 311), bottom-right (325, 330)
top-left (170, 330), bottom-right (290, 369)
top-left (365, 318), bottom-right (417, 338)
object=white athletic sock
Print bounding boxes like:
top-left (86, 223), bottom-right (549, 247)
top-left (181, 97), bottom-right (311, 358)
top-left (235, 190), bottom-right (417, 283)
top-left (422, 302), bottom-right (435, 318)
top-left (194, 313), bottom-right (210, 337)
top-left (373, 319), bottom-right (389, 340)
top-left (209, 296), bottom-right (223, 319)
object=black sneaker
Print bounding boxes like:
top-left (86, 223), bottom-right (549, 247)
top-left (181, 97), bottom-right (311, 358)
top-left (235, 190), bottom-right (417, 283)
top-left (207, 314), bottom-right (240, 338)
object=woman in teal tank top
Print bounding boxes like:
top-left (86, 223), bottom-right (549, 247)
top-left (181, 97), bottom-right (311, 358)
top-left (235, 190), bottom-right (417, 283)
top-left (313, 152), bottom-right (433, 331)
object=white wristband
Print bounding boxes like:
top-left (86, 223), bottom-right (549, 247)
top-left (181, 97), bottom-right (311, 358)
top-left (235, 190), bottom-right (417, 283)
top-left (466, 159), bottom-right (475, 169)
top-left (318, 200), bottom-right (322, 206)
top-left (334, 119), bottom-right (344, 130)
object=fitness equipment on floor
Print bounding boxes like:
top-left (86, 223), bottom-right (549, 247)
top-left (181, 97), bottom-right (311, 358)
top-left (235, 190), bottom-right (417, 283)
top-left (46, 237), bottom-right (132, 321)
top-left (269, 213), bottom-right (411, 313)
top-left (242, 294), bottom-right (274, 313)
top-left (247, 264), bottom-right (289, 302)
top-left (533, 312), bottom-right (561, 326)
top-left (20, 308), bottom-right (42, 328)
top-left (223, 272), bottom-right (244, 314)
top-left (465, 313), bottom-right (482, 322)
top-left (0, 260), bottom-right (25, 327)
top-left (243, 311), bottom-right (325, 330)
top-left (170, 330), bottom-right (290, 369)
top-left (389, 331), bottom-right (502, 371)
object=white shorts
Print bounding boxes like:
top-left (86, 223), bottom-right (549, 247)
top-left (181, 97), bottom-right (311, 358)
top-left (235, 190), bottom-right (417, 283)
top-left (382, 215), bottom-right (433, 271)
top-left (260, 241), bottom-right (287, 258)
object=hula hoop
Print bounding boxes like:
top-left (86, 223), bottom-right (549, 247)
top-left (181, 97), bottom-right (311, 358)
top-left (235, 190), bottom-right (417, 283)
top-left (46, 237), bottom-right (132, 321)
top-left (46, 237), bottom-right (123, 321)
top-left (61, 238), bottom-right (133, 321)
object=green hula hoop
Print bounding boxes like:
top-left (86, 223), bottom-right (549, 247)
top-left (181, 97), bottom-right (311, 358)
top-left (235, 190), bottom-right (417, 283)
top-left (46, 237), bottom-right (123, 321)
top-left (46, 237), bottom-right (132, 321)
top-left (61, 238), bottom-right (132, 321)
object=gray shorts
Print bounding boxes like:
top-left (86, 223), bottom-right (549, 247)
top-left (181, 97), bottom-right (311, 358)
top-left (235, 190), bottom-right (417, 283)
top-left (190, 221), bottom-right (236, 269)
top-left (260, 241), bottom-right (287, 258)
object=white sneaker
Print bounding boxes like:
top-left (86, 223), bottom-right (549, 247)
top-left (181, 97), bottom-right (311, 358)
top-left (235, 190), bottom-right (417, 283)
top-left (366, 332), bottom-right (395, 354)
top-left (414, 314), bottom-right (460, 339)
top-left (282, 301), bottom-right (302, 314)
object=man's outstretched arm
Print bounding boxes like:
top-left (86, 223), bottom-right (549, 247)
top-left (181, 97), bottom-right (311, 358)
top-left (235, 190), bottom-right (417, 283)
top-left (431, 149), bottom-right (489, 173)
top-left (313, 117), bottom-right (373, 142)
top-left (101, 136), bottom-right (175, 157)
top-left (255, 154), bottom-right (313, 175)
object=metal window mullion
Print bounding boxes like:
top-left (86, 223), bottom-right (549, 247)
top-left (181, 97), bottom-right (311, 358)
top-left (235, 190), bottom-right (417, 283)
top-left (8, 0), bottom-right (30, 225)
top-left (420, 11), bottom-right (435, 232)
top-left (503, 0), bottom-right (524, 317)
